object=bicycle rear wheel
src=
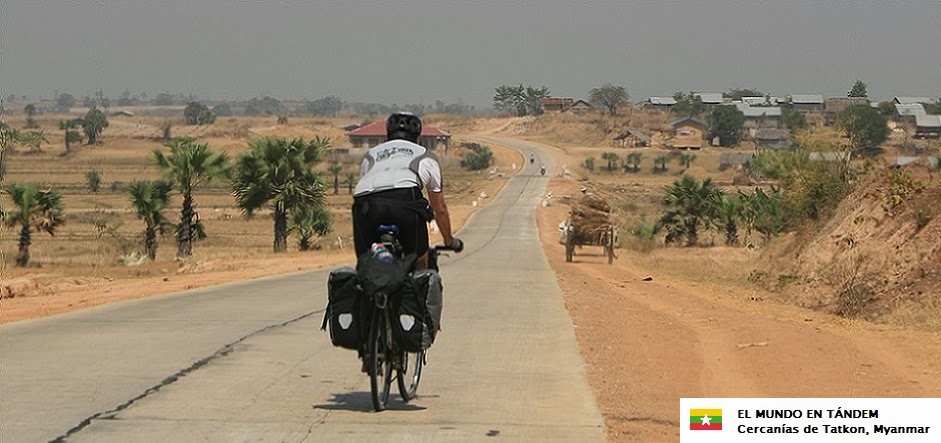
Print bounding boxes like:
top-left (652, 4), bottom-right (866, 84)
top-left (397, 350), bottom-right (424, 401)
top-left (368, 310), bottom-right (393, 411)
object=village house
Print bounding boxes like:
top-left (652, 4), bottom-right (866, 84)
top-left (741, 96), bottom-right (781, 106)
top-left (733, 103), bottom-right (782, 130)
top-left (694, 92), bottom-right (724, 111)
top-left (915, 114), bottom-right (941, 138)
top-left (894, 103), bottom-right (926, 132)
top-left (345, 119), bottom-right (451, 151)
top-left (824, 97), bottom-right (869, 124)
top-left (893, 97), bottom-right (932, 105)
top-left (754, 128), bottom-right (791, 151)
top-left (542, 97), bottom-right (574, 113)
top-left (613, 129), bottom-right (651, 148)
top-left (646, 96), bottom-right (677, 112)
top-left (562, 99), bottom-right (593, 114)
top-left (789, 94), bottom-right (824, 113)
top-left (670, 117), bottom-right (708, 150)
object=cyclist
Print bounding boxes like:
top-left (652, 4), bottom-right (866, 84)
top-left (352, 112), bottom-right (463, 269)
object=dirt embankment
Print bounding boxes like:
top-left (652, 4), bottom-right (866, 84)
top-left (756, 166), bottom-right (941, 330)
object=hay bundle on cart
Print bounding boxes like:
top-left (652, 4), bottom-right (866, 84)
top-left (561, 194), bottom-right (618, 264)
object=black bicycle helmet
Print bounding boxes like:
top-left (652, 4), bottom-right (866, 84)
top-left (386, 112), bottom-right (422, 143)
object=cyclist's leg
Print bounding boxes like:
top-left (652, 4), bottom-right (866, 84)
top-left (352, 198), bottom-right (378, 257)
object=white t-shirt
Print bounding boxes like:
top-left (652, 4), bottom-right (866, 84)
top-left (354, 140), bottom-right (443, 196)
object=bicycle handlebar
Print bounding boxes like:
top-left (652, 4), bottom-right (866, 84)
top-left (432, 237), bottom-right (463, 253)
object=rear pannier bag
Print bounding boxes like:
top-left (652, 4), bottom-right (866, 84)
top-left (393, 269), bottom-right (443, 352)
top-left (322, 267), bottom-right (367, 350)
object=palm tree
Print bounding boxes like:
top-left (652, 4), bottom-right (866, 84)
top-left (22, 130), bottom-right (48, 152)
top-left (601, 152), bottom-right (619, 172)
top-left (328, 162), bottom-right (343, 195)
top-left (0, 128), bottom-right (21, 181)
top-left (715, 194), bottom-right (742, 246)
top-left (624, 152), bottom-right (643, 172)
top-left (0, 127), bottom-right (22, 153)
top-left (654, 155), bottom-right (670, 173)
top-left (291, 205), bottom-right (332, 251)
top-left (741, 186), bottom-right (786, 242)
top-left (679, 153), bottom-right (697, 170)
top-left (659, 175), bottom-right (724, 246)
top-left (153, 137), bottom-right (229, 258)
top-left (232, 136), bottom-right (329, 253)
top-left (345, 172), bottom-right (357, 194)
top-left (2, 183), bottom-right (65, 266)
top-left (127, 180), bottom-right (173, 260)
top-left (59, 119), bottom-right (80, 153)
top-left (24, 104), bottom-right (37, 128)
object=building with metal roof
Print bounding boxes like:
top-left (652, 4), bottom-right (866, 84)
top-left (731, 103), bottom-right (782, 129)
top-left (894, 103), bottom-right (927, 118)
top-left (646, 97), bottom-right (677, 112)
top-left (893, 97), bottom-right (932, 105)
top-left (789, 94), bottom-right (824, 113)
top-left (694, 93), bottom-right (724, 104)
top-left (741, 96), bottom-right (780, 106)
top-left (648, 96), bottom-right (677, 106)
top-left (790, 94), bottom-right (824, 104)
top-left (915, 114), bottom-right (941, 138)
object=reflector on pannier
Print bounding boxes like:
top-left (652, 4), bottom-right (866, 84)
top-left (322, 267), bottom-right (368, 350)
top-left (392, 269), bottom-right (443, 352)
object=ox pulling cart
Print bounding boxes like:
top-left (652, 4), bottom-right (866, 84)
top-left (559, 194), bottom-right (618, 264)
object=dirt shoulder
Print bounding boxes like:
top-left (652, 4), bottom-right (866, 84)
top-left (536, 165), bottom-right (941, 442)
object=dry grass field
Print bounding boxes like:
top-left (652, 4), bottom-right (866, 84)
top-left (0, 113), bottom-right (521, 322)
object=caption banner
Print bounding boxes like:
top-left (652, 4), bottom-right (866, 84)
top-left (680, 398), bottom-right (939, 442)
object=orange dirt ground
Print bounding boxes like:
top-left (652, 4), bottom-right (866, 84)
top-left (536, 178), bottom-right (941, 442)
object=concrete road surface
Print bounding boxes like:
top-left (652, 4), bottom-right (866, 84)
top-left (0, 137), bottom-right (603, 442)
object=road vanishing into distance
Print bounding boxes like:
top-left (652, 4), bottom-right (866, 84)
top-left (1, 138), bottom-right (604, 442)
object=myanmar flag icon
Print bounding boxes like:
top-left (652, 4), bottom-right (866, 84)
top-left (690, 409), bottom-right (722, 430)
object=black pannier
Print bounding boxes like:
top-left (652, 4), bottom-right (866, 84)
top-left (322, 267), bottom-right (368, 350)
top-left (392, 269), bottom-right (443, 352)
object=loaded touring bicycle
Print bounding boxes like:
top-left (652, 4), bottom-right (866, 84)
top-left (323, 224), bottom-right (456, 411)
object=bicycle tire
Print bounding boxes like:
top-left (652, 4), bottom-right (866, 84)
top-left (368, 310), bottom-right (393, 411)
top-left (397, 350), bottom-right (424, 401)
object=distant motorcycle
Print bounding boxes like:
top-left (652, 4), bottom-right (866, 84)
top-left (530, 154), bottom-right (535, 164)
top-left (540, 165), bottom-right (547, 176)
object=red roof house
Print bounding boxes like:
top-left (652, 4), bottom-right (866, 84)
top-left (346, 119), bottom-right (451, 151)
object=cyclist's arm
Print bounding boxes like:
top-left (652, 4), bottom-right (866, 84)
top-left (418, 157), bottom-right (455, 247)
top-left (428, 191), bottom-right (454, 247)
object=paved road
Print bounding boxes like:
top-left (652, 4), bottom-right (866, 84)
top-left (0, 137), bottom-right (603, 442)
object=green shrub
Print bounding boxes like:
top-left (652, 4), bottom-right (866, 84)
top-left (460, 142), bottom-right (493, 171)
top-left (751, 149), bottom-right (851, 225)
top-left (582, 156), bottom-right (596, 172)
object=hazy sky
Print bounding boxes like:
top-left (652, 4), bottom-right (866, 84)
top-left (1, 1), bottom-right (939, 108)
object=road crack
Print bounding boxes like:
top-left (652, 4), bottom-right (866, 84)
top-left (48, 310), bottom-right (322, 443)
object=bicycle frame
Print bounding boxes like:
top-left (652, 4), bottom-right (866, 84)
top-left (364, 226), bottom-right (454, 411)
